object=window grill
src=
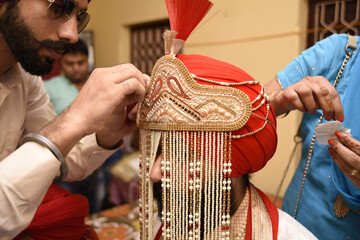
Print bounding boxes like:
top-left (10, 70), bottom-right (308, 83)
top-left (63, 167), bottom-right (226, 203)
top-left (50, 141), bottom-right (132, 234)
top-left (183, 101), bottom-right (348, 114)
top-left (131, 20), bottom-right (170, 75)
top-left (307, 0), bottom-right (360, 47)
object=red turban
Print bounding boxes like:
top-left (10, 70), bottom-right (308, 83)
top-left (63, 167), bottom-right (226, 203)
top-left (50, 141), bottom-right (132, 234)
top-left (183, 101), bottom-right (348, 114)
top-left (14, 184), bottom-right (92, 240)
top-left (177, 54), bottom-right (277, 177)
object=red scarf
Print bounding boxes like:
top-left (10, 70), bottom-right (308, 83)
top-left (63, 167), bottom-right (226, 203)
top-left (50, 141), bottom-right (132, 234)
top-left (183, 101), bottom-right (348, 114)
top-left (14, 184), bottom-right (96, 240)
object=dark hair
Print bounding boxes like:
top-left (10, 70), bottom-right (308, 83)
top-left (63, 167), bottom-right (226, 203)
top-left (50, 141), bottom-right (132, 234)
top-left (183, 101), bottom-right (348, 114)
top-left (63, 39), bottom-right (88, 56)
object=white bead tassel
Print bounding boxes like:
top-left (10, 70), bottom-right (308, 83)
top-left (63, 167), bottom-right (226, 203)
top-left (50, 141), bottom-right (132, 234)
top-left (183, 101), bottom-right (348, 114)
top-left (204, 131), bottom-right (210, 239)
top-left (170, 131), bottom-right (176, 239)
top-left (197, 131), bottom-right (205, 239)
top-left (139, 129), bottom-right (144, 239)
top-left (215, 131), bottom-right (224, 238)
top-left (162, 131), bottom-right (169, 239)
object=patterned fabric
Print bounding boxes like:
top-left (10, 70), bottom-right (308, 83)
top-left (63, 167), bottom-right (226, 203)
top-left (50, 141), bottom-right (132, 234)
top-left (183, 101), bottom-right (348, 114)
top-left (86, 203), bottom-right (141, 240)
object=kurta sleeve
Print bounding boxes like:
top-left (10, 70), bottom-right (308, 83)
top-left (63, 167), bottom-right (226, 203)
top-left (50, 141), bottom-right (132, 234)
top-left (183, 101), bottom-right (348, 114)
top-left (0, 67), bottom-right (120, 238)
top-left (276, 34), bottom-right (348, 89)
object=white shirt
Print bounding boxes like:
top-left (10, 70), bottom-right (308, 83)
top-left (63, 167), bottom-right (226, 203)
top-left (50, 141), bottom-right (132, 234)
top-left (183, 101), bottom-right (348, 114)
top-left (278, 209), bottom-right (318, 240)
top-left (0, 64), bottom-right (116, 238)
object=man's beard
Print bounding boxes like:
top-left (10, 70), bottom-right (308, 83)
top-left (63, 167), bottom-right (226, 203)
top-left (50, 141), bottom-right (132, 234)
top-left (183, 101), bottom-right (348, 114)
top-left (0, 1), bottom-right (68, 76)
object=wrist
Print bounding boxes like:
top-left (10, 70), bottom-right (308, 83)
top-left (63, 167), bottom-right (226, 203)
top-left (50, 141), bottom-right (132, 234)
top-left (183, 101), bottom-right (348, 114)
top-left (96, 134), bottom-right (124, 150)
top-left (20, 133), bottom-right (68, 182)
top-left (40, 110), bottom-right (85, 156)
top-left (269, 90), bottom-right (290, 116)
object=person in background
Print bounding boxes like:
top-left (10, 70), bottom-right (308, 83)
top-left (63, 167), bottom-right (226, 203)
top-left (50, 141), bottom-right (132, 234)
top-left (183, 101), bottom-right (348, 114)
top-left (0, 0), bottom-right (147, 238)
top-left (44, 38), bottom-right (89, 115)
top-left (266, 33), bottom-right (360, 239)
top-left (45, 39), bottom-right (119, 214)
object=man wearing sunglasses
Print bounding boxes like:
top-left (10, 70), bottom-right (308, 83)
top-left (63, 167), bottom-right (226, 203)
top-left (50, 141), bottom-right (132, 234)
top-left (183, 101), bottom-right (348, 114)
top-left (0, 0), bottom-right (147, 238)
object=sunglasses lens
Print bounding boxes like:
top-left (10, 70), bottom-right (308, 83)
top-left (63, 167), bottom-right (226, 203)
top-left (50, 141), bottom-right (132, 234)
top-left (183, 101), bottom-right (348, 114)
top-left (47, 0), bottom-right (90, 33)
top-left (48, 0), bottom-right (75, 19)
top-left (77, 12), bottom-right (90, 33)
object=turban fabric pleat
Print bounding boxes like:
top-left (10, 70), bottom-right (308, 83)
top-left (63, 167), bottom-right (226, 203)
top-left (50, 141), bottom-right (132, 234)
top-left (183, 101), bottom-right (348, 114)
top-left (177, 54), bottom-right (278, 177)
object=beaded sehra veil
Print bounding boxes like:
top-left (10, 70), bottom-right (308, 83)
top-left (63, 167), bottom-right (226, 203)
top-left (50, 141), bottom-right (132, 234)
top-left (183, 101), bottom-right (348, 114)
top-left (137, 0), bottom-right (274, 239)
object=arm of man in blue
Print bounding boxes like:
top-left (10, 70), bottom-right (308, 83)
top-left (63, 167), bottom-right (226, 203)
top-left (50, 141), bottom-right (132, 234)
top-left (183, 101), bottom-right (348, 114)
top-left (266, 33), bottom-right (345, 120)
top-left (265, 33), bottom-right (360, 239)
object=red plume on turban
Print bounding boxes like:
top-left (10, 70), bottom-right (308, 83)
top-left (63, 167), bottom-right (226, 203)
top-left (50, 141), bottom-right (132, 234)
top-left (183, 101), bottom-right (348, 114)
top-left (14, 185), bottom-right (92, 240)
top-left (177, 54), bottom-right (278, 177)
top-left (165, 0), bottom-right (213, 41)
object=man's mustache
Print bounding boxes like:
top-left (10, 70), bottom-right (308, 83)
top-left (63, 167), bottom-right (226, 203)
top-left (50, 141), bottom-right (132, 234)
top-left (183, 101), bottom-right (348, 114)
top-left (38, 39), bottom-right (70, 51)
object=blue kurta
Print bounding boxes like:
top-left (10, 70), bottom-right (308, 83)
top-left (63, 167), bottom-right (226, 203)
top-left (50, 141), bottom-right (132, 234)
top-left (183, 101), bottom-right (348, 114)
top-left (277, 33), bottom-right (360, 240)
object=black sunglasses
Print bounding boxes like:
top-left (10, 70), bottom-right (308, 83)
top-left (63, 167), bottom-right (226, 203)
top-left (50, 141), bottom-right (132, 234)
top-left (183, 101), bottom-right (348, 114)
top-left (47, 0), bottom-right (90, 33)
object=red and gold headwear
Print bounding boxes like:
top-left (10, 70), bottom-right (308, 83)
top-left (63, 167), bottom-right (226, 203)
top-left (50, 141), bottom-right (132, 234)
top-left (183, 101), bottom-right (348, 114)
top-left (137, 0), bottom-right (277, 239)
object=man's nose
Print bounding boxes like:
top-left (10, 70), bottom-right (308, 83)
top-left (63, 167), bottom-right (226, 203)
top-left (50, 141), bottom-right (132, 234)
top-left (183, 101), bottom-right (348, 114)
top-left (57, 16), bottom-right (79, 44)
top-left (150, 156), bottom-right (162, 182)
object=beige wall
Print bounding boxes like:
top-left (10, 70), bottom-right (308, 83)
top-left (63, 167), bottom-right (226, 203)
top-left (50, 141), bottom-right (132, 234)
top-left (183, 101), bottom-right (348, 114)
top-left (87, 0), bottom-right (309, 197)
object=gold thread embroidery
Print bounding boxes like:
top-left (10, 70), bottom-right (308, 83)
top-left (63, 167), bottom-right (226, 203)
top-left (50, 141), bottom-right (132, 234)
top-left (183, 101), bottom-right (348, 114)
top-left (137, 55), bottom-right (252, 131)
top-left (334, 193), bottom-right (350, 218)
top-left (250, 184), bottom-right (273, 240)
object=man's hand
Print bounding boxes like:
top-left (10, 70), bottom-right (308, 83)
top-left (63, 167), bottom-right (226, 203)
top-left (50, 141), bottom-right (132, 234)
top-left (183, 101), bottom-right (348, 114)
top-left (40, 64), bottom-right (147, 155)
top-left (265, 76), bottom-right (344, 121)
top-left (329, 132), bottom-right (360, 189)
